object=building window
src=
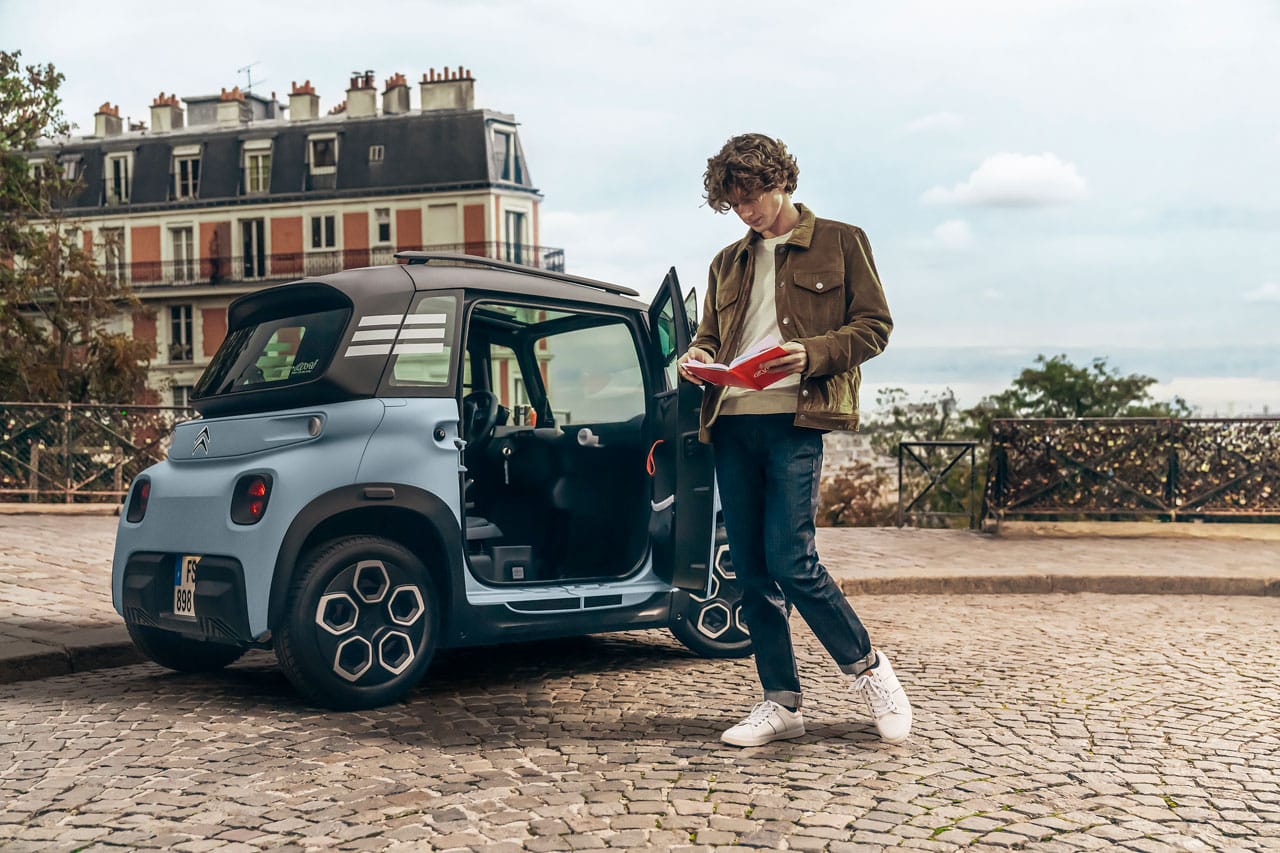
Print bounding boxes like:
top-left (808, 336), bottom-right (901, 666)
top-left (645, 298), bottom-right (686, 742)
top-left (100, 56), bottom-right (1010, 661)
top-left (170, 305), bottom-right (193, 363)
top-left (59, 156), bottom-right (82, 181)
top-left (241, 219), bottom-right (266, 278)
top-left (309, 136), bottom-right (337, 172)
top-left (173, 152), bottom-right (201, 199)
top-left (102, 227), bottom-right (125, 283)
top-left (368, 144), bottom-right (384, 162)
top-left (504, 210), bottom-right (526, 265)
top-left (245, 150), bottom-right (271, 193)
top-left (494, 130), bottom-right (522, 183)
top-left (310, 214), bottom-right (336, 249)
top-left (173, 384), bottom-right (194, 409)
top-left (375, 208), bottom-right (391, 244)
top-left (106, 154), bottom-right (130, 204)
top-left (171, 226), bottom-right (195, 283)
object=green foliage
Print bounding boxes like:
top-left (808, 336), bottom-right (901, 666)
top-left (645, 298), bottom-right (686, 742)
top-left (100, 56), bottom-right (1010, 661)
top-left (965, 353), bottom-right (1193, 434)
top-left (0, 50), bottom-right (151, 404)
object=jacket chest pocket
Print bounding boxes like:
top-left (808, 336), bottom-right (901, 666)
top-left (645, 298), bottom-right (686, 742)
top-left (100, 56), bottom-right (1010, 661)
top-left (715, 280), bottom-right (743, 327)
top-left (788, 270), bottom-right (844, 331)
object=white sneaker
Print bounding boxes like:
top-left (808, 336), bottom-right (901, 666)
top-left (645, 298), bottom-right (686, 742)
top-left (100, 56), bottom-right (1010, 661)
top-left (720, 700), bottom-right (805, 747)
top-left (853, 651), bottom-right (912, 744)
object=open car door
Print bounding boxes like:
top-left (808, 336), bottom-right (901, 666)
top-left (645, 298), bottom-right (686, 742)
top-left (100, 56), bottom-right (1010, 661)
top-left (647, 267), bottom-right (715, 592)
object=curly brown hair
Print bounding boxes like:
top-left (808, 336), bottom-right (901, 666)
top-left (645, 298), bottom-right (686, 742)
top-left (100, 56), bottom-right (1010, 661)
top-left (703, 133), bottom-right (800, 212)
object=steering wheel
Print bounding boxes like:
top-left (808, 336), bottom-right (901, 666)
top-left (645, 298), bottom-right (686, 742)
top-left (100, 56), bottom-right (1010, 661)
top-left (462, 390), bottom-right (500, 451)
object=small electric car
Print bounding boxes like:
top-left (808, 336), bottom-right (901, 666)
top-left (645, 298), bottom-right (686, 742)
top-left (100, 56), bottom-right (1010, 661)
top-left (113, 253), bottom-right (748, 709)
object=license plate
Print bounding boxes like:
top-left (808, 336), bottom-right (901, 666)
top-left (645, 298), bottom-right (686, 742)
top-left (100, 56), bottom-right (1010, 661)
top-left (173, 555), bottom-right (199, 619)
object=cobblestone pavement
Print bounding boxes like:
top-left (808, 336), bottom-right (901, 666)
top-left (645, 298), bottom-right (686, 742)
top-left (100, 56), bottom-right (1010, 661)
top-left (3, 514), bottom-right (1277, 683)
top-left (2, 593), bottom-right (1277, 851)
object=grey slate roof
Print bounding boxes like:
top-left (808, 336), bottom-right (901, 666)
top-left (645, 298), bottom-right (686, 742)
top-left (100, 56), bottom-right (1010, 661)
top-left (33, 110), bottom-right (536, 214)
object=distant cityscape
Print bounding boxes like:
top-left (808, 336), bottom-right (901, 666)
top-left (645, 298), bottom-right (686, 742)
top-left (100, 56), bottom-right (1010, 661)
top-left (865, 345), bottom-right (1279, 418)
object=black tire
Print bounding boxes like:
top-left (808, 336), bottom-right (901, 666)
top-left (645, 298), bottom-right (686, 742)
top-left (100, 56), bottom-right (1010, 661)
top-left (669, 525), bottom-right (752, 658)
top-left (126, 623), bottom-right (247, 672)
top-left (274, 535), bottom-right (439, 710)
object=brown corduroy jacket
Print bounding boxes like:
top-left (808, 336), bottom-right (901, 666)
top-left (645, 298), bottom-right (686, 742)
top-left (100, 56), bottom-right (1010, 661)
top-left (690, 204), bottom-right (893, 443)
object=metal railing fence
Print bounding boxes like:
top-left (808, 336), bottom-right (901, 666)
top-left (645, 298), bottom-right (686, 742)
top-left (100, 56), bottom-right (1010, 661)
top-left (982, 417), bottom-right (1280, 526)
top-left (102, 242), bottom-right (566, 289)
top-left (0, 403), bottom-right (192, 503)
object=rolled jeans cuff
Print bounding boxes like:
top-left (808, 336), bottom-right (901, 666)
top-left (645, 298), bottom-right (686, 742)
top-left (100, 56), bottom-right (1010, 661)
top-left (764, 689), bottom-right (803, 710)
top-left (838, 649), bottom-right (877, 677)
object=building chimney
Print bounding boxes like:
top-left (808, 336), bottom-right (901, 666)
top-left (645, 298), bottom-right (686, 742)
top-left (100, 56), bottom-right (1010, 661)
top-left (383, 72), bottom-right (410, 115)
top-left (217, 86), bottom-right (249, 125)
top-left (420, 66), bottom-right (475, 111)
top-left (289, 80), bottom-right (320, 121)
top-left (346, 69), bottom-right (377, 118)
top-left (150, 92), bottom-right (184, 133)
top-left (94, 102), bottom-right (122, 137)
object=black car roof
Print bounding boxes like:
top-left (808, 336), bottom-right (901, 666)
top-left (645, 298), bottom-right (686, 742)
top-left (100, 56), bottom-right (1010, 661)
top-left (225, 254), bottom-right (649, 333)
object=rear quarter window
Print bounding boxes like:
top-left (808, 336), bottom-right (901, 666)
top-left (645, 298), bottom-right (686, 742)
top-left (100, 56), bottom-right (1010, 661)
top-left (194, 308), bottom-right (351, 398)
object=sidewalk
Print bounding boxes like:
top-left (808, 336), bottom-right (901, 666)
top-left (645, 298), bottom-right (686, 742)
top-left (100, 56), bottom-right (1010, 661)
top-left (1, 514), bottom-right (1276, 685)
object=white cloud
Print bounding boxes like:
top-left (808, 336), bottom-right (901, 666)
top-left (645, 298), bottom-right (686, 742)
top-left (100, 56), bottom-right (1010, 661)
top-left (981, 288), bottom-right (1001, 301)
top-left (922, 152), bottom-right (1088, 207)
top-left (932, 219), bottom-right (974, 250)
top-left (1243, 282), bottom-right (1280, 303)
top-left (902, 111), bottom-right (965, 134)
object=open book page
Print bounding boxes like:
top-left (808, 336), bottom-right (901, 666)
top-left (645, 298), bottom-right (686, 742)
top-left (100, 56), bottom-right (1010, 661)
top-left (728, 335), bottom-right (782, 369)
top-left (683, 336), bottom-right (790, 390)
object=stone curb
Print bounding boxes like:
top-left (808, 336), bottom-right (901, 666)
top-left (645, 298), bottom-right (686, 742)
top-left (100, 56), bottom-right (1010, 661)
top-left (837, 575), bottom-right (1280, 597)
top-left (0, 642), bottom-right (143, 686)
top-left (3, 574), bottom-right (1276, 687)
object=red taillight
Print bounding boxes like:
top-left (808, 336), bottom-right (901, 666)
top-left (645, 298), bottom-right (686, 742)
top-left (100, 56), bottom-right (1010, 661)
top-left (231, 474), bottom-right (272, 525)
top-left (126, 478), bottom-right (151, 523)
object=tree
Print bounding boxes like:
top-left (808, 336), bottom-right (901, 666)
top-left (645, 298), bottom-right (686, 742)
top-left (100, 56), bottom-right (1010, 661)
top-left (965, 353), bottom-right (1193, 434)
top-left (0, 50), bottom-right (151, 403)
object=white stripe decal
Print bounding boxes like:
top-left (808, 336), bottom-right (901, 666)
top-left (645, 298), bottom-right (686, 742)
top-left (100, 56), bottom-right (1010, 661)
top-left (393, 343), bottom-right (445, 355)
top-left (397, 327), bottom-right (445, 340)
top-left (345, 343), bottom-right (394, 357)
top-left (358, 314), bottom-right (406, 327)
top-left (402, 313), bottom-right (447, 325)
top-left (351, 329), bottom-right (398, 342)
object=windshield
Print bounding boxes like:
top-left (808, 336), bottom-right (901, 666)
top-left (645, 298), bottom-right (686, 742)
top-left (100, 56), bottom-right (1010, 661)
top-left (194, 308), bottom-right (351, 398)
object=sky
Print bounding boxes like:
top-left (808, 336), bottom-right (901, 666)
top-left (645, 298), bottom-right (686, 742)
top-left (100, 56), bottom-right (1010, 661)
top-left (3, 0), bottom-right (1278, 408)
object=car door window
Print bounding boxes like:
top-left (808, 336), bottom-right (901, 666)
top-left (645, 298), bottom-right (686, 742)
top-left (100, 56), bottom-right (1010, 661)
top-left (541, 322), bottom-right (645, 425)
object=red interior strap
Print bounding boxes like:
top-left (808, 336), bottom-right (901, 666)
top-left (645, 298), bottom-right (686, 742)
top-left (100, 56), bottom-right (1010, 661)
top-left (645, 439), bottom-right (664, 476)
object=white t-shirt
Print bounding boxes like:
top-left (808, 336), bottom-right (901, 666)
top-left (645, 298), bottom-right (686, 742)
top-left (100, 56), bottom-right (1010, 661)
top-left (718, 230), bottom-right (800, 416)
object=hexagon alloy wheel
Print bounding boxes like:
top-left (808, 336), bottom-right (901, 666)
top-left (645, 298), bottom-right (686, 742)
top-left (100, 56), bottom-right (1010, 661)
top-left (315, 592), bottom-right (359, 636)
top-left (333, 635), bottom-right (373, 682)
top-left (386, 585), bottom-right (424, 626)
top-left (696, 600), bottom-right (733, 640)
top-left (735, 604), bottom-right (749, 636)
top-left (714, 543), bottom-right (735, 580)
top-left (353, 560), bottom-right (390, 604)
top-left (378, 630), bottom-right (416, 675)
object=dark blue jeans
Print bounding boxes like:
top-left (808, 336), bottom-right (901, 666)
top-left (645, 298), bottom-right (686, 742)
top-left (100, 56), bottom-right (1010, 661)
top-left (712, 413), bottom-right (872, 710)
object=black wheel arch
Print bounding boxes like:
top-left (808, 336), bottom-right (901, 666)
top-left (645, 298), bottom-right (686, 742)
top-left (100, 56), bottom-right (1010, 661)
top-left (269, 484), bottom-right (466, 639)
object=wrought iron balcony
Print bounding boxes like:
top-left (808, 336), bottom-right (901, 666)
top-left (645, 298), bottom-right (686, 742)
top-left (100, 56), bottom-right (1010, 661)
top-left (105, 242), bottom-right (565, 289)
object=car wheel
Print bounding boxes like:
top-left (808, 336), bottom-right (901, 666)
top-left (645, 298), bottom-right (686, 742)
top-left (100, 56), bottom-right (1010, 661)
top-left (126, 623), bottom-right (248, 672)
top-left (274, 535), bottom-right (439, 710)
top-left (669, 524), bottom-right (752, 658)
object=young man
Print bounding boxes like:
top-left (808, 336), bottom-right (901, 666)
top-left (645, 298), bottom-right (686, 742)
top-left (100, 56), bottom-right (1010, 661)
top-left (677, 133), bottom-right (912, 747)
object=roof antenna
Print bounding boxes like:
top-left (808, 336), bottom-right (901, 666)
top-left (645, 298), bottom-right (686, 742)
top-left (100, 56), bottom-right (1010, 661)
top-left (237, 61), bottom-right (267, 94)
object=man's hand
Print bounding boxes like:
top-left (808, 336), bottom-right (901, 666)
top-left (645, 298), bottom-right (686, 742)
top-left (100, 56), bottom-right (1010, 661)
top-left (761, 340), bottom-right (808, 376)
top-left (677, 346), bottom-right (713, 385)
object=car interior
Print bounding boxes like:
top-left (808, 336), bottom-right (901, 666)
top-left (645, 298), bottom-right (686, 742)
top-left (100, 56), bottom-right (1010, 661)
top-left (459, 301), bottom-right (656, 586)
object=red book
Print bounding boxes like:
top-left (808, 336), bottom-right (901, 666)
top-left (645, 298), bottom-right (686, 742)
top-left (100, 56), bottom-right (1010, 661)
top-left (684, 337), bottom-right (791, 390)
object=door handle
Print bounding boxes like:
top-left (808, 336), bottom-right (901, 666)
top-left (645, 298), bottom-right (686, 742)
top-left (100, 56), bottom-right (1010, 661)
top-left (577, 428), bottom-right (605, 448)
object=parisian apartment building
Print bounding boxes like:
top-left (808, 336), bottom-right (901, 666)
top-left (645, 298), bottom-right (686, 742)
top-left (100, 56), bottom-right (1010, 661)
top-left (26, 67), bottom-right (558, 407)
